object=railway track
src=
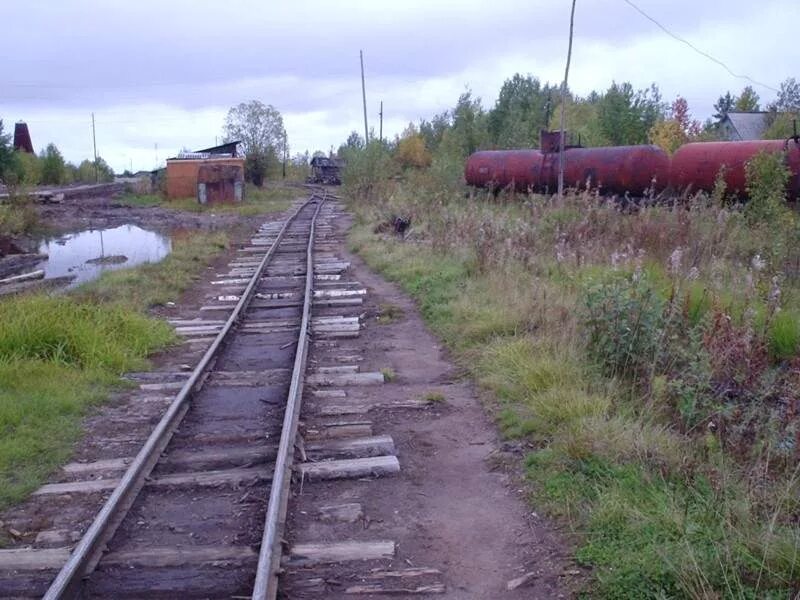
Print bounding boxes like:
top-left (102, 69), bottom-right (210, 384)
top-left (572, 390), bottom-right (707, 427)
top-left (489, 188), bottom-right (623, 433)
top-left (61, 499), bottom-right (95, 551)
top-left (0, 190), bottom-right (402, 598)
top-left (0, 188), bottom-right (457, 599)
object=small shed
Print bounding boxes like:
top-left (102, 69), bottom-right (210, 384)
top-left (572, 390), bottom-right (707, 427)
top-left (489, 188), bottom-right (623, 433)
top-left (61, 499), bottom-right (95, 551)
top-left (719, 112), bottom-right (769, 141)
top-left (165, 155), bottom-right (245, 203)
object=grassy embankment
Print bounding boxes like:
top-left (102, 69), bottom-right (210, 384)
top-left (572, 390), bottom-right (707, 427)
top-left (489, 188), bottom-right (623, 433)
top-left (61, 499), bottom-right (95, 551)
top-left (0, 196), bottom-right (232, 510)
top-left (345, 157), bottom-right (800, 597)
top-left (120, 183), bottom-right (298, 217)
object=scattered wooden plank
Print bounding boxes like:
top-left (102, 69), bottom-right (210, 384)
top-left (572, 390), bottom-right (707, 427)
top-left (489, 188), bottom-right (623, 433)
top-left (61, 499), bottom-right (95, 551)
top-left (34, 466), bottom-right (271, 496)
top-left (299, 456), bottom-right (400, 480)
top-left (285, 540), bottom-right (395, 567)
top-left (102, 545), bottom-right (258, 568)
top-left (0, 547), bottom-right (70, 571)
top-left (307, 435), bottom-right (396, 459)
top-left (344, 583), bottom-right (446, 594)
top-left (317, 503), bottom-right (363, 523)
top-left (0, 269), bottom-right (45, 285)
top-left (306, 372), bottom-right (384, 386)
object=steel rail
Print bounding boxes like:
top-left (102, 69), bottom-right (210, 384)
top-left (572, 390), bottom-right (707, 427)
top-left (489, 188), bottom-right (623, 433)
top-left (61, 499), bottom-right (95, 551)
top-left (43, 195), bottom-right (320, 600)
top-left (252, 191), bottom-right (326, 600)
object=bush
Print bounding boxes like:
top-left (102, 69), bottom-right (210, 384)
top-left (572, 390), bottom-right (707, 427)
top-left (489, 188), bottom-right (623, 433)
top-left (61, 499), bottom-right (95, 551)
top-left (13, 151), bottom-right (41, 185)
top-left (745, 150), bottom-right (791, 225)
top-left (583, 273), bottom-right (664, 380)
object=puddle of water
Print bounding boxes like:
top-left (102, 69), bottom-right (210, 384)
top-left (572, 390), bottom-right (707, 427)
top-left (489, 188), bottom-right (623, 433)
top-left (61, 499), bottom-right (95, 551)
top-left (37, 224), bottom-right (172, 287)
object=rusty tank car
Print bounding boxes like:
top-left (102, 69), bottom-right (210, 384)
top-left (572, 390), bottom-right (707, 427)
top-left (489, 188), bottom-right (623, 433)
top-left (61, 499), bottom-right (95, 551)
top-left (671, 139), bottom-right (800, 198)
top-left (465, 130), bottom-right (800, 199)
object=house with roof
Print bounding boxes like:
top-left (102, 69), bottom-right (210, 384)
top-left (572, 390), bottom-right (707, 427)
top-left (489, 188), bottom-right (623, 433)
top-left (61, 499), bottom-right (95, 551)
top-left (718, 111), bottom-right (769, 141)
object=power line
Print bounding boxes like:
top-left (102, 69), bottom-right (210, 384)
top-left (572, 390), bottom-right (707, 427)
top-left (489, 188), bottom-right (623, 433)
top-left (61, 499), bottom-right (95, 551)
top-left (621, 0), bottom-right (779, 93)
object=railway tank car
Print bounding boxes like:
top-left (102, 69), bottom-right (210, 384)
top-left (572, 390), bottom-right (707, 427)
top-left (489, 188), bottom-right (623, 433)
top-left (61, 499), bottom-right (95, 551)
top-left (465, 132), bottom-right (800, 199)
top-left (671, 139), bottom-right (800, 198)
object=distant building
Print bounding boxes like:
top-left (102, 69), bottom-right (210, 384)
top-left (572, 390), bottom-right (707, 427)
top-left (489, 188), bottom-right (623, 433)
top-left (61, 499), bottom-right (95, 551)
top-left (13, 122), bottom-right (33, 153)
top-left (718, 111), bottom-right (769, 141)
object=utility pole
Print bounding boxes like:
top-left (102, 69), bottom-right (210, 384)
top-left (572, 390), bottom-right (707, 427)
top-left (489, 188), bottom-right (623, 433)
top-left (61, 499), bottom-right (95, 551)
top-left (558, 0), bottom-right (577, 199)
top-left (360, 50), bottom-right (369, 144)
top-left (91, 113), bottom-right (98, 183)
top-left (282, 133), bottom-right (287, 179)
top-left (379, 101), bottom-right (383, 143)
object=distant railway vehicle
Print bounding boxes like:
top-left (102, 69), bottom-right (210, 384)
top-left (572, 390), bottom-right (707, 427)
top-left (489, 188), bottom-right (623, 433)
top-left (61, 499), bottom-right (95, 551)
top-left (308, 156), bottom-right (345, 185)
top-left (465, 131), bottom-right (800, 199)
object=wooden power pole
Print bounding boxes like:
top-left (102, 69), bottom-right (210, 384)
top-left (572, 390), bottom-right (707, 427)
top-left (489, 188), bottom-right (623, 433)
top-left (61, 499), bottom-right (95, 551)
top-left (558, 0), bottom-right (577, 199)
top-left (91, 113), bottom-right (98, 183)
top-left (360, 50), bottom-right (369, 144)
top-left (379, 101), bottom-right (383, 143)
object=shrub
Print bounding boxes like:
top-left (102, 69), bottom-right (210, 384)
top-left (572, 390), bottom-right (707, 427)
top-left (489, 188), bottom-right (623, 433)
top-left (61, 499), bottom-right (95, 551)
top-left (768, 310), bottom-right (800, 360)
top-left (744, 150), bottom-right (791, 225)
top-left (583, 273), bottom-right (664, 380)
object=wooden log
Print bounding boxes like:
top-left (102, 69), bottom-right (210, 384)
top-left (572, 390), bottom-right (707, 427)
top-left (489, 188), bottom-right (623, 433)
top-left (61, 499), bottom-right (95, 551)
top-left (306, 372), bottom-right (384, 386)
top-left (0, 269), bottom-right (45, 285)
top-left (285, 540), bottom-right (395, 566)
top-left (316, 503), bottom-right (363, 523)
top-left (298, 456), bottom-right (400, 480)
top-left (0, 547), bottom-right (70, 571)
top-left (307, 435), bottom-right (396, 459)
top-left (102, 545), bottom-right (258, 568)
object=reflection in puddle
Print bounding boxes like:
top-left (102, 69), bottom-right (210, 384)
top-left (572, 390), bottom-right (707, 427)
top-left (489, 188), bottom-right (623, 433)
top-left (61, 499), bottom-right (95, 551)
top-left (37, 224), bottom-right (172, 287)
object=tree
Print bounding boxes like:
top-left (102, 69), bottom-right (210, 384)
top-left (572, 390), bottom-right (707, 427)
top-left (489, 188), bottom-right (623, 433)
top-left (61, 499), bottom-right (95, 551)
top-left (649, 97), bottom-right (701, 153)
top-left (395, 124), bottom-right (432, 169)
top-left (764, 78), bottom-right (800, 139)
top-left (223, 101), bottom-right (287, 186)
top-left (440, 91), bottom-right (489, 159)
top-left (12, 151), bottom-right (41, 185)
top-left (596, 82), bottom-right (664, 146)
top-left (713, 91), bottom-right (736, 123)
top-left (76, 157), bottom-right (114, 183)
top-left (40, 143), bottom-right (66, 185)
top-left (488, 74), bottom-right (556, 148)
top-left (770, 77), bottom-right (800, 113)
top-left (734, 86), bottom-right (760, 111)
top-left (0, 120), bottom-right (16, 183)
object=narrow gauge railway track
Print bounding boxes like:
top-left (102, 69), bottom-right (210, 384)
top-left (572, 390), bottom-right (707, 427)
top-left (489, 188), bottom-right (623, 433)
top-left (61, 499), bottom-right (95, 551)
top-left (0, 190), bottom-right (362, 599)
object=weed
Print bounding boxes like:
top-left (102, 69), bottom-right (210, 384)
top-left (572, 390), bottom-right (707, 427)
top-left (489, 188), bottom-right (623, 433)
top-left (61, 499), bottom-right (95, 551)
top-left (380, 367), bottom-right (396, 382)
top-left (745, 151), bottom-right (792, 226)
top-left (423, 391), bottom-right (446, 403)
top-left (376, 302), bottom-right (404, 324)
top-left (345, 172), bottom-right (800, 597)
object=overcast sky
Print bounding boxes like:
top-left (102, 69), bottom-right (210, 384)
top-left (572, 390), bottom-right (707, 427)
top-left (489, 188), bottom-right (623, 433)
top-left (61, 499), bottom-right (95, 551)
top-left (2, 0), bottom-right (797, 173)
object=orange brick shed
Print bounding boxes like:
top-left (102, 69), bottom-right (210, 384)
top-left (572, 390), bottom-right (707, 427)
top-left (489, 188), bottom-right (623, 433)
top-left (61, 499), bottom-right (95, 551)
top-left (165, 156), bottom-right (245, 201)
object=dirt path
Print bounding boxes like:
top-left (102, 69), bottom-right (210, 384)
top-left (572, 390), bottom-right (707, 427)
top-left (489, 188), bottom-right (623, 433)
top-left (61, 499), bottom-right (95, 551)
top-left (284, 210), bottom-right (577, 598)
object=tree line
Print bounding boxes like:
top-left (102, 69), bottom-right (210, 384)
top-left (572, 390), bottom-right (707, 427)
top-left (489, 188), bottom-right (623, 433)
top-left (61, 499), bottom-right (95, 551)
top-left (0, 121), bottom-right (115, 187)
top-left (339, 75), bottom-right (800, 173)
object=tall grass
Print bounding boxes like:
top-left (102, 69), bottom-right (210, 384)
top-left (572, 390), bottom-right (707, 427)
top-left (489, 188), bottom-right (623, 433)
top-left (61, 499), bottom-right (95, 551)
top-left (0, 230), bottom-right (230, 511)
top-left (346, 166), bottom-right (800, 597)
top-left (0, 297), bottom-right (173, 507)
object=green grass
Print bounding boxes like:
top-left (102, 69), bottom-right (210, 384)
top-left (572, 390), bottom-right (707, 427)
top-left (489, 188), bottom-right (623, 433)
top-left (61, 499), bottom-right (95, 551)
top-left (0, 297), bottom-right (174, 508)
top-left (120, 184), bottom-right (297, 217)
top-left (0, 230), bottom-right (232, 511)
top-left (348, 216), bottom-right (800, 598)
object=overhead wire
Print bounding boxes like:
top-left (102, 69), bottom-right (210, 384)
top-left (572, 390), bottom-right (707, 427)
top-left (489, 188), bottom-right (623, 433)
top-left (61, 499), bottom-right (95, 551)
top-left (621, 0), bottom-right (780, 93)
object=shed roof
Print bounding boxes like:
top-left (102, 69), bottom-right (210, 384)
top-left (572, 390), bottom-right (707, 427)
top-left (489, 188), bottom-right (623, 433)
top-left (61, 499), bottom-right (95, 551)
top-left (722, 111), bottom-right (769, 141)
